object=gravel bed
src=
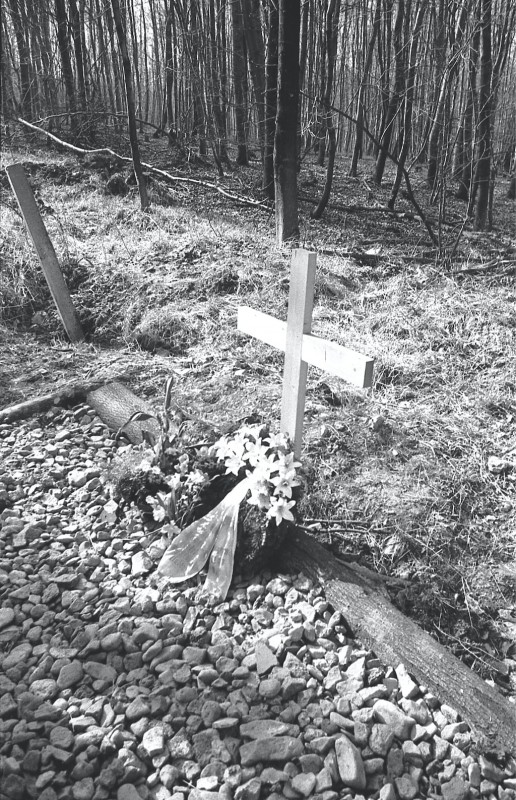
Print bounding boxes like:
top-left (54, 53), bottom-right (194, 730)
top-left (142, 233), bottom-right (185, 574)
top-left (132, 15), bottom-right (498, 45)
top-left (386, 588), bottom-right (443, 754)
top-left (0, 405), bottom-right (515, 800)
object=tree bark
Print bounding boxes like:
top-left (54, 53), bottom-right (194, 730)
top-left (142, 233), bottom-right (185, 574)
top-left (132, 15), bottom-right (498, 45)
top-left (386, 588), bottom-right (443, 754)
top-left (54, 0), bottom-right (77, 129)
top-left (388, 2), bottom-right (426, 208)
top-left (110, 0), bottom-right (150, 210)
top-left (274, 0), bottom-right (301, 243)
top-left (311, 0), bottom-right (341, 219)
top-left (373, 0), bottom-right (404, 185)
top-left (280, 528), bottom-right (516, 757)
top-left (231, 0), bottom-right (249, 166)
top-left (263, 0), bottom-right (279, 198)
top-left (473, 0), bottom-right (493, 229)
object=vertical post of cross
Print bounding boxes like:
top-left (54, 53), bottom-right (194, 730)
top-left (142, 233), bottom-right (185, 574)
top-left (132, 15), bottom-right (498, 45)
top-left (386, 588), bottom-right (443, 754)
top-left (280, 249), bottom-right (317, 458)
top-left (6, 163), bottom-right (84, 343)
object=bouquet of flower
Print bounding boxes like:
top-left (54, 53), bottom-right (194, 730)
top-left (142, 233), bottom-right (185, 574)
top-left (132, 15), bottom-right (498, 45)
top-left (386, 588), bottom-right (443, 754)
top-left (112, 387), bottom-right (303, 601)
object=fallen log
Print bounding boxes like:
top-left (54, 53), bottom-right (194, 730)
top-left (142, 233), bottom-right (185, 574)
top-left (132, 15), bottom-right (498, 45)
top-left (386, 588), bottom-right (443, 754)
top-left (86, 380), bottom-right (161, 444)
top-left (0, 379), bottom-right (110, 424)
top-left (280, 527), bottom-right (516, 756)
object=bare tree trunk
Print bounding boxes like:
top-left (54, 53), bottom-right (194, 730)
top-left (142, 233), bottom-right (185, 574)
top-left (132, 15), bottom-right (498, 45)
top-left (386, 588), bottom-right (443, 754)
top-left (388, 2), bottom-right (427, 208)
top-left (473, 0), bottom-right (493, 229)
top-left (55, 0), bottom-right (77, 129)
top-left (349, 0), bottom-right (382, 177)
top-left (241, 0), bottom-right (266, 162)
top-left (110, 0), bottom-right (150, 210)
top-left (311, 0), bottom-right (341, 219)
top-left (274, 0), bottom-right (300, 243)
top-left (231, 0), bottom-right (249, 166)
top-left (263, 0), bottom-right (279, 198)
top-left (373, 0), bottom-right (404, 185)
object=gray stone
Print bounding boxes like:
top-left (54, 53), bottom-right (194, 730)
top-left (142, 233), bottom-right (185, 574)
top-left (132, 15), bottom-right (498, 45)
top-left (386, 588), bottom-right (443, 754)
top-left (255, 640), bottom-right (278, 675)
top-left (57, 661), bottom-right (83, 689)
top-left (169, 729), bottom-right (194, 759)
top-left (240, 720), bottom-right (289, 740)
top-left (117, 786), bottom-right (143, 800)
top-left (234, 778), bottom-right (262, 800)
top-left (394, 773), bottom-right (419, 800)
top-left (0, 608), bottom-right (15, 629)
top-left (291, 773), bottom-right (317, 797)
top-left (72, 777), bottom-right (95, 800)
top-left (30, 678), bottom-right (58, 700)
top-left (334, 735), bottom-right (366, 790)
top-left (369, 724), bottom-right (396, 756)
top-left (373, 699), bottom-right (415, 739)
top-left (239, 736), bottom-right (304, 766)
top-left (440, 775), bottom-right (470, 800)
top-left (142, 725), bottom-right (166, 757)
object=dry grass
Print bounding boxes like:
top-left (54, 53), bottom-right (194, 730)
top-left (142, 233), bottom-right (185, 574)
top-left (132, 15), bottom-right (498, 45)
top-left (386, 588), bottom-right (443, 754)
top-left (1, 139), bottom-right (515, 688)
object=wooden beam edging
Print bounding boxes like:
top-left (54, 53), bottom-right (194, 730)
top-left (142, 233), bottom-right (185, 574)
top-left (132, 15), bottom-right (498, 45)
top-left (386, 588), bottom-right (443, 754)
top-left (281, 527), bottom-right (516, 756)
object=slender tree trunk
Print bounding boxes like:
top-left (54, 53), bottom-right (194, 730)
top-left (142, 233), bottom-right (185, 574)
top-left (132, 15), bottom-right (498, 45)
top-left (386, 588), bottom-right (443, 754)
top-left (231, 0), bottom-right (249, 165)
top-left (388, 2), bottom-right (427, 208)
top-left (55, 0), bottom-right (77, 129)
top-left (164, 0), bottom-right (174, 128)
top-left (110, 0), bottom-right (149, 210)
top-left (311, 0), bottom-right (341, 219)
top-left (473, 0), bottom-right (492, 229)
top-left (373, 0), bottom-right (405, 185)
top-left (69, 0), bottom-right (88, 114)
top-left (274, 0), bottom-right (300, 243)
top-left (240, 0), bottom-right (266, 161)
top-left (263, 0), bottom-right (279, 198)
top-left (350, 0), bottom-right (382, 177)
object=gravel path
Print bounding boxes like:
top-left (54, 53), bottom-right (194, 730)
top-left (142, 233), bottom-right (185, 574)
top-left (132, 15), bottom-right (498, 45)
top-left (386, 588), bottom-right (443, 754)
top-left (0, 405), bottom-right (515, 800)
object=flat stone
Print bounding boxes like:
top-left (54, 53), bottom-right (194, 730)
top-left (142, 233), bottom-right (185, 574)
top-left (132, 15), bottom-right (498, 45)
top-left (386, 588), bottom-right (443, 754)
top-left (142, 725), bottom-right (166, 757)
top-left (117, 785), bottom-right (143, 800)
top-left (373, 699), bottom-right (415, 739)
top-left (0, 608), bottom-right (15, 629)
top-left (3, 642), bottom-right (32, 671)
top-left (291, 773), bottom-right (317, 797)
top-left (395, 774), bottom-right (419, 800)
top-left (239, 736), bottom-right (304, 766)
top-left (255, 640), bottom-right (278, 675)
top-left (57, 661), bottom-right (84, 689)
top-left (334, 735), bottom-right (366, 790)
top-left (50, 726), bottom-right (74, 749)
top-left (83, 662), bottom-right (117, 683)
top-left (72, 777), bottom-right (95, 800)
top-left (240, 719), bottom-right (289, 739)
top-left (395, 664), bottom-right (419, 699)
top-left (369, 723), bottom-right (396, 756)
top-left (440, 775), bottom-right (470, 800)
top-left (131, 551), bottom-right (153, 576)
top-left (169, 729), bottom-right (194, 759)
top-left (30, 678), bottom-right (58, 700)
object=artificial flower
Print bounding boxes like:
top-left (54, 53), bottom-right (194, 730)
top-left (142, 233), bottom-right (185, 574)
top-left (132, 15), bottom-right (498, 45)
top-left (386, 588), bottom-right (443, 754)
top-left (272, 473), bottom-right (301, 498)
top-left (266, 496), bottom-right (296, 526)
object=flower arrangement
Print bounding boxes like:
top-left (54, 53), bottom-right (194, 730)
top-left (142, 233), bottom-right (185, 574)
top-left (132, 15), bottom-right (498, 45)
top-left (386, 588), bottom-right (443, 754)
top-left (111, 382), bottom-right (303, 601)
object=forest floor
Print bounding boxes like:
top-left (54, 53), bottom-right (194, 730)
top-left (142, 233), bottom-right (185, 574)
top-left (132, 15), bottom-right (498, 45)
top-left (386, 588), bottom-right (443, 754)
top-left (1, 129), bottom-right (516, 697)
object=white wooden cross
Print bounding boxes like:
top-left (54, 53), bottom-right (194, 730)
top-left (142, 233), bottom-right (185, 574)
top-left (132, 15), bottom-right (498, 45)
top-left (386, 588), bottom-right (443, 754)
top-left (237, 249), bottom-right (374, 458)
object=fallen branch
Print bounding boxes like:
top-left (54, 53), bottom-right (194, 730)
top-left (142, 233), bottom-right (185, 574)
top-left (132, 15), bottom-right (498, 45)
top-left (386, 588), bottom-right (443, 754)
top-left (0, 378), bottom-right (117, 424)
top-left (16, 118), bottom-right (269, 211)
top-left (281, 527), bottom-right (516, 756)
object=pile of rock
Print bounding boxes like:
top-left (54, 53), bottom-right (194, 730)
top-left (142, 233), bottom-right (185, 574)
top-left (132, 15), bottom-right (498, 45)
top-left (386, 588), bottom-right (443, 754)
top-left (0, 406), bottom-right (515, 800)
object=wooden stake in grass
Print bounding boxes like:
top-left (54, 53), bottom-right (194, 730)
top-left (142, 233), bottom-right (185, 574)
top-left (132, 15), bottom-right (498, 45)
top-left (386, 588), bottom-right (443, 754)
top-left (6, 163), bottom-right (84, 343)
top-left (238, 248), bottom-right (374, 457)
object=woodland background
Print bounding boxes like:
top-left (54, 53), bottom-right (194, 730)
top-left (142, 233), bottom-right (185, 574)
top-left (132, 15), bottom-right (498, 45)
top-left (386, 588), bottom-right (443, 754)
top-left (1, 0), bottom-right (515, 240)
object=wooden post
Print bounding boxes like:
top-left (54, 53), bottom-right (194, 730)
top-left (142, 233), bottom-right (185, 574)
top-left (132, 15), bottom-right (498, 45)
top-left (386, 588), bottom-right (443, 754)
top-left (280, 250), bottom-right (316, 456)
top-left (237, 249), bottom-right (374, 458)
top-left (6, 163), bottom-right (84, 343)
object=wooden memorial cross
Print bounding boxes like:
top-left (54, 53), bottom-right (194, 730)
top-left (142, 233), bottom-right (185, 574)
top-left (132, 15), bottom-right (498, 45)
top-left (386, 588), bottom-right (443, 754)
top-left (238, 249), bottom-right (374, 458)
top-left (6, 163), bottom-right (84, 343)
